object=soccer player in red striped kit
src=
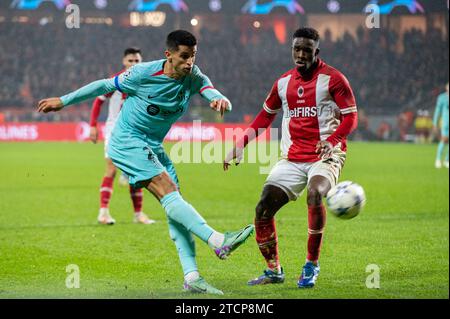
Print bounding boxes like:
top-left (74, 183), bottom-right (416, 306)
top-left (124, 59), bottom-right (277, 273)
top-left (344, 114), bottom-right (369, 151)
top-left (224, 27), bottom-right (358, 288)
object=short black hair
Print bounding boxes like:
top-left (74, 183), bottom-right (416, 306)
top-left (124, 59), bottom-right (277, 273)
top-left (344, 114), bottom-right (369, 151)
top-left (166, 30), bottom-right (197, 51)
top-left (293, 27), bottom-right (320, 42)
top-left (124, 47), bottom-right (141, 56)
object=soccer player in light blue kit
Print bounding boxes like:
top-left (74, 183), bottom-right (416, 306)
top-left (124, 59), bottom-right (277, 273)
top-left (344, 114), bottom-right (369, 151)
top-left (38, 30), bottom-right (254, 295)
top-left (433, 83), bottom-right (449, 169)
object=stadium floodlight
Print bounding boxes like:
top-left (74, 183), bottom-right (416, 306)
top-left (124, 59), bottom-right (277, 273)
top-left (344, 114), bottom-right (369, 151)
top-left (327, 0), bottom-right (340, 13)
top-left (209, 0), bottom-right (221, 12)
top-left (94, 0), bottom-right (107, 9)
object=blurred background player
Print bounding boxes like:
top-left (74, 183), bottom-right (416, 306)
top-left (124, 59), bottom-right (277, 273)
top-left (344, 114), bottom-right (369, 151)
top-left (224, 27), bottom-right (358, 288)
top-left (89, 47), bottom-right (155, 225)
top-left (414, 109), bottom-right (433, 144)
top-left (433, 83), bottom-right (449, 169)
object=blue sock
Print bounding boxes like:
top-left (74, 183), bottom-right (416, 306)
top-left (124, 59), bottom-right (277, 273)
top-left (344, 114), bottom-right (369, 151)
top-left (445, 144), bottom-right (449, 162)
top-left (160, 191), bottom-right (214, 243)
top-left (436, 141), bottom-right (445, 161)
top-left (168, 219), bottom-right (197, 275)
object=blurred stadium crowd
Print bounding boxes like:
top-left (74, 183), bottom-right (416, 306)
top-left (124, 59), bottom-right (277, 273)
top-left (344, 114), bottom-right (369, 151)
top-left (0, 22), bottom-right (448, 141)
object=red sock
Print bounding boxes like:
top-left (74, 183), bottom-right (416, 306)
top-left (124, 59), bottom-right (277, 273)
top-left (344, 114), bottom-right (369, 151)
top-left (100, 176), bottom-right (114, 208)
top-left (307, 204), bottom-right (326, 263)
top-left (255, 218), bottom-right (280, 272)
top-left (129, 186), bottom-right (143, 213)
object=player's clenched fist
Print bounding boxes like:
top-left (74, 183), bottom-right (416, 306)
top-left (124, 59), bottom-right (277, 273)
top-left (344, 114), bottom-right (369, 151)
top-left (37, 97), bottom-right (64, 113)
top-left (210, 98), bottom-right (229, 117)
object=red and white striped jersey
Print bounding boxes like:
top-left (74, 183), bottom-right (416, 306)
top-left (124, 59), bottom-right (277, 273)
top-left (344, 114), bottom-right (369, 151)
top-left (264, 59), bottom-right (357, 162)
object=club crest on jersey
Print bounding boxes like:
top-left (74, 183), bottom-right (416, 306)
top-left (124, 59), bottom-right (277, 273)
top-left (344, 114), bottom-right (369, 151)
top-left (297, 86), bottom-right (304, 98)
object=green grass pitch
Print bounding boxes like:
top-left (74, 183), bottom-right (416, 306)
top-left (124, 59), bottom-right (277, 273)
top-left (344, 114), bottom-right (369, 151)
top-left (0, 142), bottom-right (448, 299)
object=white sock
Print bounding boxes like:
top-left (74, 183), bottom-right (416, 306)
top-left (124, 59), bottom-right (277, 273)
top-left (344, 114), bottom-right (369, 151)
top-left (207, 231), bottom-right (225, 249)
top-left (184, 271), bottom-right (200, 283)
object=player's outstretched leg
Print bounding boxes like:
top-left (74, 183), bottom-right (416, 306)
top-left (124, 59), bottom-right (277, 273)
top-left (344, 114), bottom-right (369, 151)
top-left (213, 224), bottom-right (255, 260)
top-left (297, 176), bottom-right (329, 288)
top-left (167, 219), bottom-right (223, 295)
top-left (248, 185), bottom-right (288, 286)
top-left (145, 172), bottom-right (253, 294)
top-left (160, 190), bottom-right (254, 259)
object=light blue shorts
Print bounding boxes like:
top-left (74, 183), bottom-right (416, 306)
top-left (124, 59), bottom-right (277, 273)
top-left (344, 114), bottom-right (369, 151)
top-left (107, 137), bottom-right (179, 189)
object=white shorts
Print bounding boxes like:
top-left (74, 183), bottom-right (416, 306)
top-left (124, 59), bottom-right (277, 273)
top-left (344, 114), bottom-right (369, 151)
top-left (103, 123), bottom-right (114, 159)
top-left (265, 151), bottom-right (346, 201)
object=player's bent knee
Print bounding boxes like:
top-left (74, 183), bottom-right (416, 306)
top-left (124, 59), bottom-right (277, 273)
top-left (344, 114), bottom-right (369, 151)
top-left (307, 176), bottom-right (332, 206)
top-left (146, 172), bottom-right (178, 200)
top-left (255, 188), bottom-right (288, 220)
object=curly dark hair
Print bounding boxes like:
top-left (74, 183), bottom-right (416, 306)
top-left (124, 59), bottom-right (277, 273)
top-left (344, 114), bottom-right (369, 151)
top-left (293, 27), bottom-right (320, 42)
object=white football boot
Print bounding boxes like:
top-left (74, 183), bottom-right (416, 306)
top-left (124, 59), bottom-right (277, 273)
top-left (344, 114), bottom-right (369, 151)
top-left (133, 212), bottom-right (156, 225)
top-left (97, 208), bottom-right (116, 225)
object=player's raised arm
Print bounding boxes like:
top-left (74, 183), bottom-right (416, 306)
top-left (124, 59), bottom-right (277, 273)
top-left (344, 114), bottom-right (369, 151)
top-left (193, 66), bottom-right (232, 117)
top-left (37, 78), bottom-right (116, 113)
top-left (37, 64), bottom-right (143, 113)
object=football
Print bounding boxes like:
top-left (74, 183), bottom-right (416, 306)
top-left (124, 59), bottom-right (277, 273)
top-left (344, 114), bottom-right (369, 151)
top-left (326, 181), bottom-right (366, 219)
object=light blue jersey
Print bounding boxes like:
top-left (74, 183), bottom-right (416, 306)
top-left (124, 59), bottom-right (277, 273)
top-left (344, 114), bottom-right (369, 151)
top-left (60, 59), bottom-right (231, 187)
top-left (433, 92), bottom-right (449, 137)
